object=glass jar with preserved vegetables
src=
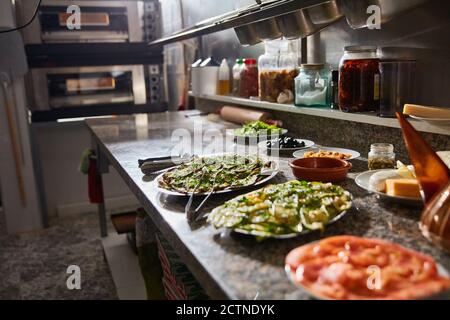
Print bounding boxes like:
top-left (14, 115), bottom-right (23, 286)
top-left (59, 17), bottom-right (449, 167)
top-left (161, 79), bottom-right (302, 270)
top-left (239, 58), bottom-right (259, 99)
top-left (258, 39), bottom-right (298, 103)
top-left (339, 46), bottom-right (380, 113)
top-left (368, 143), bottom-right (396, 170)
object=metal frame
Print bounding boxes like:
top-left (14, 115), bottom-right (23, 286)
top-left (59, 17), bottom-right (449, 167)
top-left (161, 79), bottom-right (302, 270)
top-left (149, 0), bottom-right (324, 47)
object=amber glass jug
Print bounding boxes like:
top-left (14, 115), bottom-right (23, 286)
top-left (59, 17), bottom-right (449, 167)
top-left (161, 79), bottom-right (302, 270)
top-left (397, 112), bottom-right (450, 252)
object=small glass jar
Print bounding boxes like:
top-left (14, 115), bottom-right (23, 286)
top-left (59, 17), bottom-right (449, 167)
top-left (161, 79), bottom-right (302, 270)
top-left (295, 64), bottom-right (331, 108)
top-left (368, 143), bottom-right (396, 170)
top-left (339, 46), bottom-right (380, 113)
top-left (239, 58), bottom-right (259, 99)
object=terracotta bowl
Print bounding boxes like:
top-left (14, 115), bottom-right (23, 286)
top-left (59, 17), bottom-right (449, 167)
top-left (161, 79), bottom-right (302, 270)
top-left (289, 157), bottom-right (352, 183)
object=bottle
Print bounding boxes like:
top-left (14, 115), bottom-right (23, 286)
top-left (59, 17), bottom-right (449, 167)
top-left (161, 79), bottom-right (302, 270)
top-left (239, 58), bottom-right (258, 99)
top-left (218, 58), bottom-right (230, 95)
top-left (232, 59), bottom-right (244, 96)
top-left (330, 70), bottom-right (339, 110)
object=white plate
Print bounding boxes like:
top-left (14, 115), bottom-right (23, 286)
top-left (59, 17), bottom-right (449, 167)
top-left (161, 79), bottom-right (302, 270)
top-left (233, 209), bottom-right (349, 239)
top-left (227, 128), bottom-right (288, 141)
top-left (293, 147), bottom-right (360, 160)
top-left (257, 139), bottom-right (315, 153)
top-left (355, 170), bottom-right (423, 206)
top-left (410, 115), bottom-right (450, 128)
top-left (155, 159), bottom-right (279, 196)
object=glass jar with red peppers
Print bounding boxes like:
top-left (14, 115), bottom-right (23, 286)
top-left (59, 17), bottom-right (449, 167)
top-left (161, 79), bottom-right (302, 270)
top-left (338, 46), bottom-right (380, 113)
top-left (239, 58), bottom-right (258, 99)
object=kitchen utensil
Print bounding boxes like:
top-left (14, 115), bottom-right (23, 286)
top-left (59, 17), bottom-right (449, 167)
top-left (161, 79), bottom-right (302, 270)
top-left (232, 0), bottom-right (283, 46)
top-left (185, 170), bottom-right (206, 220)
top-left (396, 112), bottom-right (450, 203)
top-left (396, 112), bottom-right (450, 252)
top-left (234, 23), bottom-right (261, 46)
top-left (191, 167), bottom-right (224, 222)
top-left (219, 106), bottom-right (271, 125)
top-left (191, 58), bottom-right (220, 96)
top-left (276, 0), bottom-right (343, 39)
top-left (1, 74), bottom-right (26, 205)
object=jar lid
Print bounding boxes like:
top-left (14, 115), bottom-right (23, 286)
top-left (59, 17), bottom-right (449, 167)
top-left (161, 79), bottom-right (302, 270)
top-left (199, 57), bottom-right (220, 67)
top-left (244, 58), bottom-right (257, 65)
top-left (191, 59), bottom-right (203, 68)
top-left (344, 45), bottom-right (377, 53)
top-left (370, 143), bottom-right (394, 153)
top-left (301, 63), bottom-right (324, 70)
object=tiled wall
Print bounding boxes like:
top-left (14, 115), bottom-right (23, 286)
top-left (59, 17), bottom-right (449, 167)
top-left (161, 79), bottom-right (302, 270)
top-left (196, 98), bottom-right (450, 163)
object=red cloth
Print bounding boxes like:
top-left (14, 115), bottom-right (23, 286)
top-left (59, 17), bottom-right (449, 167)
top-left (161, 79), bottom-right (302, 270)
top-left (88, 157), bottom-right (104, 203)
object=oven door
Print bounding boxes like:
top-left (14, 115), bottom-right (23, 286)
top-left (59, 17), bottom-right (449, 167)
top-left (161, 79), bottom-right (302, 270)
top-left (29, 66), bottom-right (146, 110)
top-left (19, 0), bottom-right (144, 43)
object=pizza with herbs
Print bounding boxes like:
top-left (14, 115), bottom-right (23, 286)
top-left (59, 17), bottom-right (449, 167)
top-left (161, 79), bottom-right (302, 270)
top-left (285, 236), bottom-right (450, 300)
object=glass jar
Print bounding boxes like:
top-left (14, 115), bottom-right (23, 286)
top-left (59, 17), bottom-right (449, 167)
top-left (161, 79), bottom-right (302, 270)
top-left (258, 39), bottom-right (298, 103)
top-left (339, 46), bottom-right (380, 113)
top-left (295, 64), bottom-right (331, 108)
top-left (368, 143), bottom-right (396, 170)
top-left (239, 58), bottom-right (258, 99)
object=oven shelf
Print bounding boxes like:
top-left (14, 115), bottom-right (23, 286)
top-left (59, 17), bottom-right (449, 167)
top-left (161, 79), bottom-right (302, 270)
top-left (26, 43), bottom-right (163, 68)
top-left (30, 102), bottom-right (167, 123)
top-left (191, 92), bottom-right (450, 136)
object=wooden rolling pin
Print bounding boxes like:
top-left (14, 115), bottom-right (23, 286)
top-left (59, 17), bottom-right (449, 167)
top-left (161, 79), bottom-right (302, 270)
top-left (219, 106), bottom-right (271, 125)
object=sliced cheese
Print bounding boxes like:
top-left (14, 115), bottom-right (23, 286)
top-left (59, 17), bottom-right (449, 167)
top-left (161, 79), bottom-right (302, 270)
top-left (385, 179), bottom-right (421, 199)
top-left (437, 151), bottom-right (450, 169)
top-left (403, 104), bottom-right (450, 119)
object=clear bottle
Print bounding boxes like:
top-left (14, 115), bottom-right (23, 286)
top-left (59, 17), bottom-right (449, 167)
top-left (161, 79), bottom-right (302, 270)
top-left (339, 46), bottom-right (380, 113)
top-left (368, 143), bottom-right (396, 170)
top-left (294, 64), bottom-right (331, 108)
top-left (218, 58), bottom-right (230, 95)
top-left (258, 39), bottom-right (298, 103)
top-left (232, 59), bottom-right (244, 96)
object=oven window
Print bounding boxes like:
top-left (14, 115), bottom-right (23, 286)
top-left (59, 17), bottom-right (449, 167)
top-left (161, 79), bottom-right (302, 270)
top-left (47, 71), bottom-right (133, 97)
top-left (39, 6), bottom-right (128, 32)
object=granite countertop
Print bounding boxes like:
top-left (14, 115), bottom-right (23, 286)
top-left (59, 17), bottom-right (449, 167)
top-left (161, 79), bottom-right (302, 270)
top-left (86, 111), bottom-right (450, 300)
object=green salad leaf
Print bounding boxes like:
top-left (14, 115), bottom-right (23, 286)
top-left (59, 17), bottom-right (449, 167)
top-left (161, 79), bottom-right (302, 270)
top-left (234, 121), bottom-right (283, 136)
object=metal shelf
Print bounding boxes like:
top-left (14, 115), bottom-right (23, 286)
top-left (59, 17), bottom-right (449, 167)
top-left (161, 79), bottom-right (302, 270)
top-left (191, 92), bottom-right (450, 136)
top-left (30, 102), bottom-right (167, 123)
top-left (149, 0), bottom-right (323, 47)
top-left (26, 43), bottom-right (164, 68)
